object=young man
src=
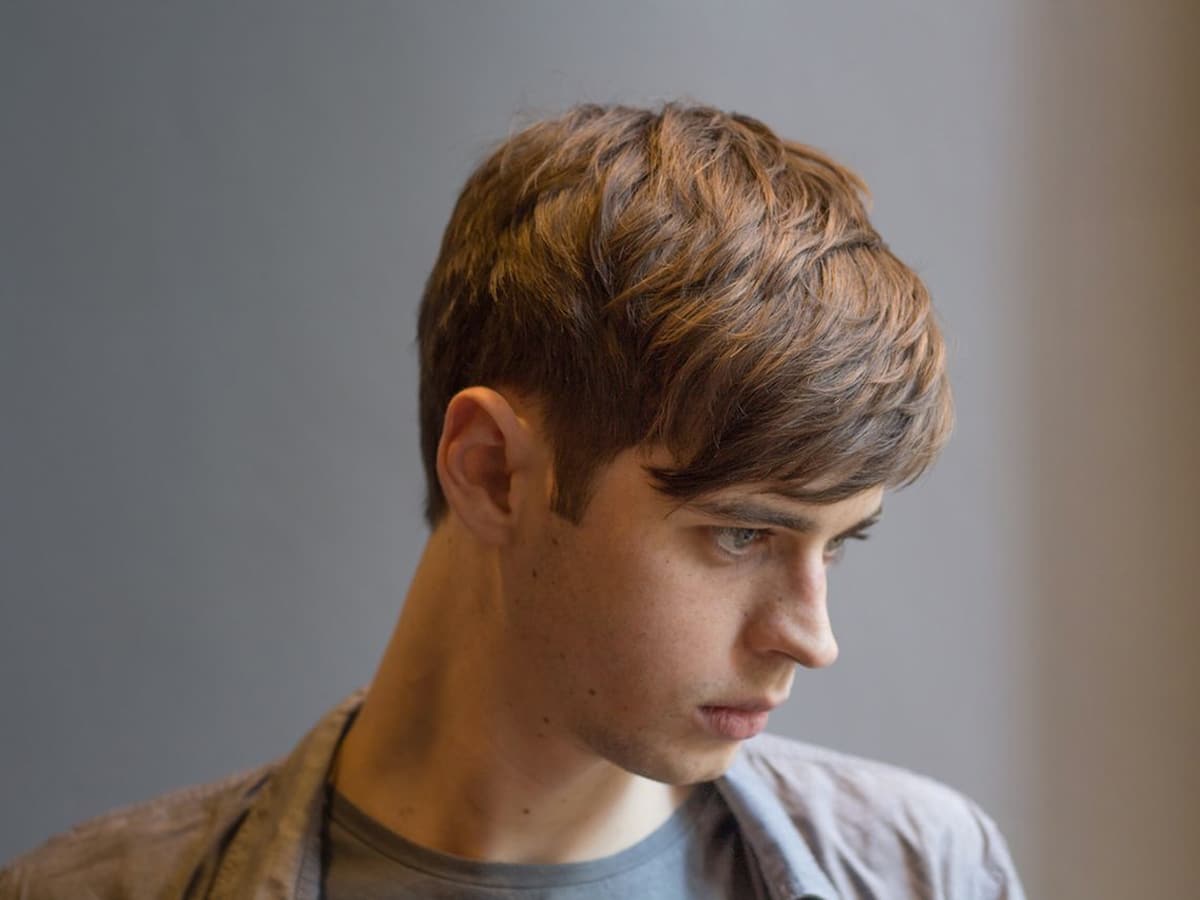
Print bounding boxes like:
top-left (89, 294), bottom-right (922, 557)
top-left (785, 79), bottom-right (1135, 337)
top-left (1, 103), bottom-right (1025, 898)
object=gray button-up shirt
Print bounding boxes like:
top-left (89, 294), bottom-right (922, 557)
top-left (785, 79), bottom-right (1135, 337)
top-left (0, 690), bottom-right (1025, 899)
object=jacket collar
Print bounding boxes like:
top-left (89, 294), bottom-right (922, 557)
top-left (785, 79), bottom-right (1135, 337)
top-left (207, 690), bottom-right (365, 899)
top-left (716, 750), bottom-right (838, 899)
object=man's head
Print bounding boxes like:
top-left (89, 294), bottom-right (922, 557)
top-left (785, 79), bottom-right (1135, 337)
top-left (417, 102), bottom-right (951, 528)
top-left (410, 102), bottom-right (953, 783)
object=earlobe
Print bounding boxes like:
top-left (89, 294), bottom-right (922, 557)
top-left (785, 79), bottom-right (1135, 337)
top-left (436, 388), bottom-right (538, 544)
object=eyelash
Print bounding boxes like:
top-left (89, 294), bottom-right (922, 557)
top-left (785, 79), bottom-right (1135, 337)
top-left (824, 532), bottom-right (870, 564)
top-left (711, 527), bottom-right (871, 562)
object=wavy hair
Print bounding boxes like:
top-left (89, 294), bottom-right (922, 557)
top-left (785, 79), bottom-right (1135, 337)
top-left (417, 102), bottom-right (952, 525)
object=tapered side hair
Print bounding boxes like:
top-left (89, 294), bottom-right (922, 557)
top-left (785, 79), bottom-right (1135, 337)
top-left (417, 102), bottom-right (952, 526)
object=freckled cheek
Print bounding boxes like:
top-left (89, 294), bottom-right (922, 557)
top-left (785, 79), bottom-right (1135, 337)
top-left (542, 534), bottom-right (734, 661)
top-left (583, 562), bottom-right (735, 676)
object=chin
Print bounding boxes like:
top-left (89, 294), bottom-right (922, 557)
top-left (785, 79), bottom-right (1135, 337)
top-left (607, 734), bottom-right (743, 786)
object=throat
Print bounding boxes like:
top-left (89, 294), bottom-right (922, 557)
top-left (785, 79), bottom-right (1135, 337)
top-left (330, 701), bottom-right (697, 864)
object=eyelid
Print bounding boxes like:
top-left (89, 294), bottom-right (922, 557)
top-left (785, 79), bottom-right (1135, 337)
top-left (825, 530), bottom-right (871, 559)
top-left (837, 529), bottom-right (872, 542)
top-left (713, 524), bottom-right (773, 539)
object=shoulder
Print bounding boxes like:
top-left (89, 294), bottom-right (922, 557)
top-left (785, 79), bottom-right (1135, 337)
top-left (740, 731), bottom-right (984, 829)
top-left (0, 763), bottom-right (274, 900)
top-left (739, 732), bottom-right (1025, 899)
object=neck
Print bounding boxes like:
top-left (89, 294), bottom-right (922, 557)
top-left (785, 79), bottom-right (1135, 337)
top-left (330, 522), bottom-right (694, 864)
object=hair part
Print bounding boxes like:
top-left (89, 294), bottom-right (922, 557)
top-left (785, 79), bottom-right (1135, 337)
top-left (417, 102), bottom-right (952, 526)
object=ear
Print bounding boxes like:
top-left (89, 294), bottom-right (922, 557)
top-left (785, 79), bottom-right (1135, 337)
top-left (435, 387), bottom-right (541, 545)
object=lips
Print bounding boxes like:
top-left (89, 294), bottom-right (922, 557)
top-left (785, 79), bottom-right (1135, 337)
top-left (697, 704), bottom-right (775, 740)
top-left (707, 697), bottom-right (783, 713)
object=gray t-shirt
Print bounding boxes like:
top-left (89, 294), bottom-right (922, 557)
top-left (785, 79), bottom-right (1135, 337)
top-left (321, 780), bottom-right (770, 899)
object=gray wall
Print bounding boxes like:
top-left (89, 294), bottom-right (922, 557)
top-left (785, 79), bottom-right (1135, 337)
top-left (2, 2), bottom-right (1196, 897)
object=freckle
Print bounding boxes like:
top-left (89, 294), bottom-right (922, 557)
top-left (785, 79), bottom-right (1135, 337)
top-left (588, 688), bottom-right (597, 696)
top-left (550, 537), bottom-right (559, 546)
top-left (558, 652), bottom-right (567, 661)
top-left (532, 568), bottom-right (538, 579)
top-left (523, 807), bottom-right (531, 815)
top-left (542, 716), bottom-right (550, 724)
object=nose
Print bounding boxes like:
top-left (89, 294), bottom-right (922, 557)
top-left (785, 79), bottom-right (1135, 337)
top-left (743, 554), bottom-right (839, 669)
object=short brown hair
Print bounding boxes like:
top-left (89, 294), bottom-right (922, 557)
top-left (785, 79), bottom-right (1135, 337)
top-left (417, 102), bottom-right (952, 526)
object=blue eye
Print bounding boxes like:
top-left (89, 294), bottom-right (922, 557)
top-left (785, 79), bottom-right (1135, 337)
top-left (823, 535), bottom-right (846, 564)
top-left (713, 527), bottom-right (767, 555)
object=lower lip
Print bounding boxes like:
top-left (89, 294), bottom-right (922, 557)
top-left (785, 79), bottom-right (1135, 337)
top-left (697, 706), bottom-right (770, 740)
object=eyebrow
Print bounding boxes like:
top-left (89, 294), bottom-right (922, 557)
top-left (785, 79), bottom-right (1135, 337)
top-left (683, 498), bottom-right (883, 537)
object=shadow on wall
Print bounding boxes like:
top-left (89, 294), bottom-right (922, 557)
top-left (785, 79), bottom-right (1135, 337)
top-left (1027, 1), bottom-right (1200, 897)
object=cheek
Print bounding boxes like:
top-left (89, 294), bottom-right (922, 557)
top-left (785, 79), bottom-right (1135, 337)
top-left (558, 538), bottom-right (744, 689)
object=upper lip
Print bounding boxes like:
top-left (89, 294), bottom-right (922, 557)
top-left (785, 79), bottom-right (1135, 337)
top-left (704, 698), bottom-right (784, 713)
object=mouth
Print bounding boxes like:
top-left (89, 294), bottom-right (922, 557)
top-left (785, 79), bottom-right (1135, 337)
top-left (708, 699), bottom-right (779, 713)
top-left (696, 705), bottom-right (772, 740)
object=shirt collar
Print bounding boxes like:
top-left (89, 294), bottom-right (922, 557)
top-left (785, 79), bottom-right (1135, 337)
top-left (715, 747), bottom-right (838, 900)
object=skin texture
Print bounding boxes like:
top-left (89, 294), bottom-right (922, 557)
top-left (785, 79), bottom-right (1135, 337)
top-left (331, 387), bottom-right (884, 864)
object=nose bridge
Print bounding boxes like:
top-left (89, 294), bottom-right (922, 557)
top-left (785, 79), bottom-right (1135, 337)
top-left (746, 549), bottom-right (838, 668)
